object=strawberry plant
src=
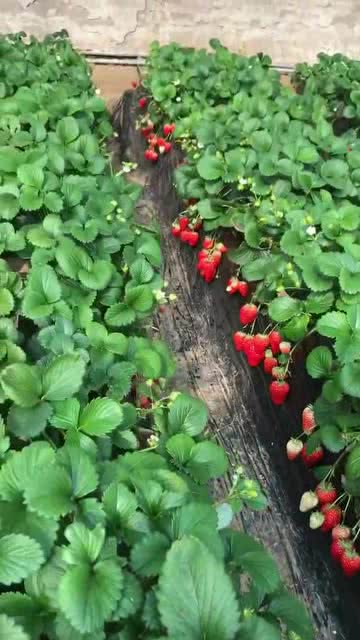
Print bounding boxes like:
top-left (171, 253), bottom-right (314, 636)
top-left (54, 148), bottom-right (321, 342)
top-left (138, 39), bottom-right (360, 575)
top-left (0, 32), bottom-right (313, 640)
top-left (292, 53), bottom-right (360, 127)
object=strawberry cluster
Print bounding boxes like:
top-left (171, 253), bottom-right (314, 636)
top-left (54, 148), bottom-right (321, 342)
top-left (196, 238), bottom-right (228, 283)
top-left (144, 126), bottom-right (174, 162)
top-left (303, 485), bottom-right (360, 577)
top-left (286, 406), bottom-right (323, 464)
top-left (287, 405), bottom-right (360, 576)
top-left (226, 277), bottom-right (249, 297)
top-left (137, 93), bottom-right (175, 163)
top-left (171, 216), bottom-right (202, 247)
top-left (233, 322), bottom-right (291, 405)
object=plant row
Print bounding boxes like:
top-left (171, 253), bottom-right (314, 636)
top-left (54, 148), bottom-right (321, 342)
top-left (138, 40), bottom-right (360, 576)
top-left (0, 32), bottom-right (312, 640)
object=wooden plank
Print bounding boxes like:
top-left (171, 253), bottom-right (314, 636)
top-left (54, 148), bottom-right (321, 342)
top-left (91, 65), bottom-right (140, 108)
top-left (112, 90), bottom-right (360, 640)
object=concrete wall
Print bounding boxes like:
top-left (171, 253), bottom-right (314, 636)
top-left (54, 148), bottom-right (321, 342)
top-left (3, 0), bottom-right (360, 66)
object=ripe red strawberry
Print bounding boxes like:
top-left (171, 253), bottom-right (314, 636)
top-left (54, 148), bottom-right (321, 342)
top-left (171, 223), bottom-right (181, 238)
top-left (141, 125), bottom-right (154, 138)
top-left (269, 380), bottom-right (290, 405)
top-left (264, 356), bottom-right (278, 374)
top-left (139, 395), bottom-right (151, 408)
top-left (197, 249), bottom-right (209, 261)
top-left (239, 304), bottom-right (258, 325)
top-left (332, 525), bottom-right (351, 541)
top-left (144, 149), bottom-right (158, 162)
top-left (302, 405), bottom-right (316, 433)
top-left (156, 137), bottom-right (166, 148)
top-left (211, 249), bottom-right (222, 266)
top-left (180, 230), bottom-right (199, 247)
top-left (341, 550), bottom-right (360, 577)
top-left (315, 483), bottom-right (337, 506)
top-left (149, 136), bottom-right (158, 148)
top-left (202, 237), bottom-right (214, 249)
top-left (301, 444), bottom-right (324, 467)
top-left (246, 345), bottom-right (264, 367)
top-left (163, 141), bottom-right (172, 153)
top-left (131, 80), bottom-right (137, 88)
top-left (237, 281), bottom-right (249, 297)
top-left (269, 331), bottom-right (282, 354)
top-left (242, 335), bottom-right (254, 355)
top-left (163, 123), bottom-right (175, 136)
top-left (193, 219), bottom-right (202, 231)
top-left (186, 231), bottom-right (199, 247)
top-left (253, 334), bottom-right (270, 354)
top-left (279, 341), bottom-right (291, 354)
top-left (180, 230), bottom-right (190, 243)
top-left (233, 331), bottom-right (246, 351)
top-left (321, 504), bottom-right (342, 532)
top-left (286, 438), bottom-right (304, 460)
top-left (226, 277), bottom-right (240, 294)
top-left (138, 97), bottom-right (147, 108)
top-left (179, 216), bottom-right (189, 231)
top-left (199, 261), bottom-right (217, 282)
top-left (331, 540), bottom-right (346, 563)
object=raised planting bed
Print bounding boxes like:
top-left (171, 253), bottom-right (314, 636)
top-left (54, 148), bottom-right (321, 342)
top-left (0, 32), bottom-right (315, 640)
top-left (113, 59), bottom-right (360, 639)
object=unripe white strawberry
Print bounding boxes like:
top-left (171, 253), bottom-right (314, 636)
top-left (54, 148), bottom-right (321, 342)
top-left (286, 438), bottom-right (303, 461)
top-left (309, 511), bottom-right (325, 529)
top-left (299, 491), bottom-right (319, 513)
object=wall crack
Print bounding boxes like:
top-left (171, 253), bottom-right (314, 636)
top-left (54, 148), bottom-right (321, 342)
top-left (19, 0), bottom-right (38, 8)
top-left (117, 0), bottom-right (149, 47)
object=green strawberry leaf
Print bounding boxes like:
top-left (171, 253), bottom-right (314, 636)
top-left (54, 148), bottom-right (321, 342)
top-left (187, 441), bottom-right (228, 484)
top-left (105, 303), bottom-right (136, 327)
top-left (58, 559), bottom-right (123, 634)
top-left (0, 534), bottom-right (44, 585)
top-left (79, 398), bottom-right (123, 436)
top-left (226, 531), bottom-right (280, 593)
top-left (0, 288), bottom-right (14, 316)
top-left (25, 464), bottom-right (73, 518)
top-left (42, 354), bottom-right (86, 402)
top-left (316, 311), bottom-right (350, 338)
top-left (158, 537), bottom-right (239, 640)
top-left (268, 297), bottom-right (302, 322)
top-left (0, 614), bottom-right (30, 640)
top-left (1, 364), bottom-right (42, 408)
top-left (7, 402), bottom-right (53, 438)
top-left (131, 532), bottom-right (170, 577)
top-left (340, 362), bottom-right (360, 398)
top-left (306, 346), bottom-right (333, 379)
top-left (168, 393), bottom-right (208, 436)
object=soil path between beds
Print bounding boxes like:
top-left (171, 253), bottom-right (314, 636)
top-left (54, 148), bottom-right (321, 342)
top-left (113, 90), bottom-right (360, 640)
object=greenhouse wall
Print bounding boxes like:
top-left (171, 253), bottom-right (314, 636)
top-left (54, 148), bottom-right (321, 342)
top-left (4, 0), bottom-right (360, 65)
